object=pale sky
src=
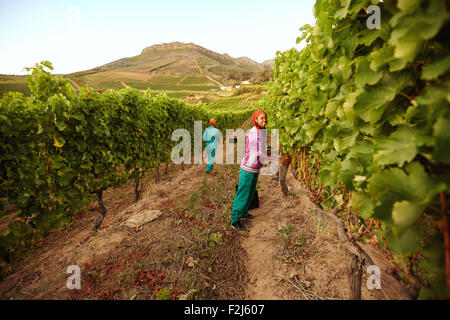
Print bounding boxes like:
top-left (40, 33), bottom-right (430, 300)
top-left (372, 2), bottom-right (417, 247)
top-left (0, 0), bottom-right (316, 75)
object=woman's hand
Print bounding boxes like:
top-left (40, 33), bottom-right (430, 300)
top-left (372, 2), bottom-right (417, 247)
top-left (260, 152), bottom-right (280, 163)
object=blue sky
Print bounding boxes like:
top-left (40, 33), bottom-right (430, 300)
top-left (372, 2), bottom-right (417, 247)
top-left (0, 0), bottom-right (316, 75)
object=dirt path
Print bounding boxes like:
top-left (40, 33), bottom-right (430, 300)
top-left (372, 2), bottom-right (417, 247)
top-left (241, 185), bottom-right (292, 299)
top-left (231, 116), bottom-right (411, 300)
top-left (240, 166), bottom-right (351, 299)
top-left (176, 75), bottom-right (187, 85)
top-left (191, 55), bottom-right (224, 87)
top-left (240, 168), bottom-right (352, 299)
top-left (240, 164), bottom-right (412, 300)
top-left (204, 74), bottom-right (223, 88)
top-left (66, 77), bottom-right (80, 90)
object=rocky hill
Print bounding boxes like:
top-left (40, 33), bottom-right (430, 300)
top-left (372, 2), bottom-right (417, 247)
top-left (68, 42), bottom-right (274, 89)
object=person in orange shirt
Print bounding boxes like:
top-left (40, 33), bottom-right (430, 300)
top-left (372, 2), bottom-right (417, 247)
top-left (202, 118), bottom-right (220, 173)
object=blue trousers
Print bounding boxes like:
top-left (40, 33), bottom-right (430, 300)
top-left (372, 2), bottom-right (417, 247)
top-left (205, 143), bottom-right (216, 172)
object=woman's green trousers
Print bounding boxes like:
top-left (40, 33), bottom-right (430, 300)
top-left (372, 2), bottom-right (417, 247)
top-left (231, 168), bottom-right (259, 224)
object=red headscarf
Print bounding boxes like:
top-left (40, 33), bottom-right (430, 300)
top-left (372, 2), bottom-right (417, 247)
top-left (210, 118), bottom-right (216, 126)
top-left (252, 110), bottom-right (266, 131)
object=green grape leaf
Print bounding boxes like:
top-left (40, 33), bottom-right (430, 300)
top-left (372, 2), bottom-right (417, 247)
top-left (350, 192), bottom-right (374, 219)
top-left (397, 0), bottom-right (421, 13)
top-left (354, 86), bottom-right (395, 124)
top-left (421, 56), bottom-right (450, 80)
top-left (374, 126), bottom-right (417, 167)
top-left (340, 158), bottom-right (362, 189)
top-left (355, 57), bottom-right (383, 88)
top-left (368, 162), bottom-right (446, 204)
top-left (392, 200), bottom-right (425, 230)
top-left (385, 224), bottom-right (421, 254)
top-left (370, 45), bottom-right (395, 71)
top-left (432, 118), bottom-right (450, 164)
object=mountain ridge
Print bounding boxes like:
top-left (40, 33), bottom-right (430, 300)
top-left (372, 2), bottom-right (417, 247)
top-left (68, 41), bottom-right (273, 88)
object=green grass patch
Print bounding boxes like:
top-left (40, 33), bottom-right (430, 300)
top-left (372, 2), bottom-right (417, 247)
top-left (164, 91), bottom-right (193, 99)
top-left (178, 76), bottom-right (213, 85)
top-left (0, 75), bottom-right (27, 82)
top-left (0, 82), bottom-right (31, 96)
top-left (204, 94), bottom-right (259, 111)
top-left (127, 82), bottom-right (218, 91)
top-left (96, 82), bottom-right (125, 90)
top-left (148, 75), bottom-right (183, 84)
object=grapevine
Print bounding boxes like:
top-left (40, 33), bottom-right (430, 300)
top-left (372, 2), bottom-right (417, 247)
top-left (262, 0), bottom-right (450, 299)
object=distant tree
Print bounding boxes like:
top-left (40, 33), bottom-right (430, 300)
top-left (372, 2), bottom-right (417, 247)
top-left (252, 69), bottom-right (273, 83)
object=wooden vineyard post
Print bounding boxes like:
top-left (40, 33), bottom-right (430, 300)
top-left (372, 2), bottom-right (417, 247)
top-left (134, 170), bottom-right (145, 203)
top-left (440, 192), bottom-right (450, 298)
top-left (93, 189), bottom-right (107, 231)
top-left (349, 255), bottom-right (362, 300)
top-left (291, 147), bottom-right (300, 180)
top-left (154, 166), bottom-right (160, 183)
